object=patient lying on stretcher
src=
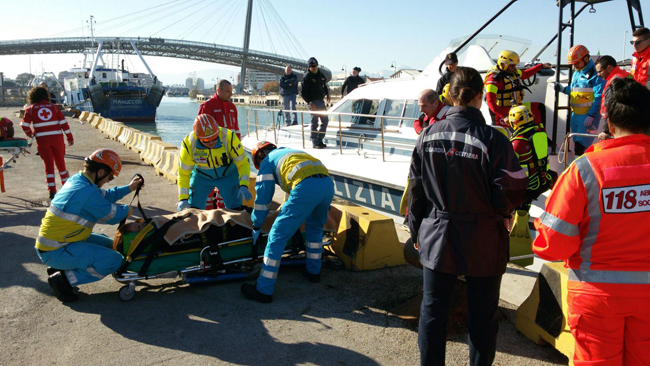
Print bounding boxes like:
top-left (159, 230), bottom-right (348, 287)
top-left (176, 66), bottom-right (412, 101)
top-left (112, 207), bottom-right (341, 256)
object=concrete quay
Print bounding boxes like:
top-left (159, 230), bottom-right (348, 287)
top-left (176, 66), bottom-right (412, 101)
top-left (0, 106), bottom-right (567, 365)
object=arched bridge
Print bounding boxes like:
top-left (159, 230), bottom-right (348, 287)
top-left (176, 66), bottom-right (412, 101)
top-left (0, 37), bottom-right (330, 77)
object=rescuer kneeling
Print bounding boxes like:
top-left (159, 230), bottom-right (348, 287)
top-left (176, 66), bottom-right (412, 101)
top-left (36, 149), bottom-right (143, 302)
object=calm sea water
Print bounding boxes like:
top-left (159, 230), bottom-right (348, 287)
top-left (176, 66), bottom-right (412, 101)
top-left (123, 97), bottom-right (276, 146)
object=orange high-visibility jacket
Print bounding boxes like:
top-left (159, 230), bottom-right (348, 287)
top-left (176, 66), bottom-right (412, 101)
top-left (631, 46), bottom-right (650, 89)
top-left (533, 134), bottom-right (650, 297)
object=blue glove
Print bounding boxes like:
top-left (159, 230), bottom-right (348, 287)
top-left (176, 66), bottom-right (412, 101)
top-left (553, 82), bottom-right (564, 93)
top-left (177, 200), bottom-right (190, 212)
top-left (238, 186), bottom-right (252, 201)
top-left (252, 229), bottom-right (261, 245)
top-left (583, 115), bottom-right (595, 128)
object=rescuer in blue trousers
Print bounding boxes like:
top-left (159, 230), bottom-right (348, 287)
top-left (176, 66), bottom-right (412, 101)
top-left (241, 141), bottom-right (334, 303)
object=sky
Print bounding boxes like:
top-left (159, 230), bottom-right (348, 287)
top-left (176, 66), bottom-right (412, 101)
top-left (0, 0), bottom-right (642, 86)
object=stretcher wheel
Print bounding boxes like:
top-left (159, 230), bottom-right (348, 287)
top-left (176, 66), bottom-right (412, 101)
top-left (119, 283), bottom-right (136, 301)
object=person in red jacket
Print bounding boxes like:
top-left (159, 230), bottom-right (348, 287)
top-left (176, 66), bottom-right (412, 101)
top-left (21, 86), bottom-right (73, 199)
top-left (198, 79), bottom-right (240, 139)
top-left (413, 89), bottom-right (449, 135)
top-left (631, 27), bottom-right (650, 89)
top-left (533, 78), bottom-right (650, 365)
top-left (594, 55), bottom-right (632, 140)
top-left (484, 50), bottom-right (551, 127)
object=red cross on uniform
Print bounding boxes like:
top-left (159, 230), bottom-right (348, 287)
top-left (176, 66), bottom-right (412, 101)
top-left (38, 108), bottom-right (53, 121)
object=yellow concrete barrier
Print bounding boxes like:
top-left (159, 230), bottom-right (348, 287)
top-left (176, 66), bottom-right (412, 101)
top-left (79, 111), bottom-right (90, 122)
top-left (141, 139), bottom-right (177, 166)
top-left (118, 127), bottom-right (136, 146)
top-left (99, 118), bottom-right (114, 135)
top-left (327, 201), bottom-right (406, 271)
top-left (89, 115), bottom-right (103, 129)
top-left (516, 262), bottom-right (575, 361)
top-left (130, 132), bottom-right (161, 153)
top-left (154, 149), bottom-right (179, 183)
top-left (107, 122), bottom-right (125, 141)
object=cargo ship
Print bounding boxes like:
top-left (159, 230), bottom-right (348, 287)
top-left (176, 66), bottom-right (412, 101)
top-left (63, 39), bottom-right (164, 122)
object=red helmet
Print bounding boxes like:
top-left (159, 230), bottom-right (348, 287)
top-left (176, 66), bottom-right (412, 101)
top-left (87, 149), bottom-right (122, 177)
top-left (567, 45), bottom-right (589, 65)
top-left (252, 141), bottom-right (277, 169)
top-left (193, 114), bottom-right (220, 142)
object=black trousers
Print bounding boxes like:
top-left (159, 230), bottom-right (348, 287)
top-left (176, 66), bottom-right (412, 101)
top-left (418, 268), bottom-right (502, 366)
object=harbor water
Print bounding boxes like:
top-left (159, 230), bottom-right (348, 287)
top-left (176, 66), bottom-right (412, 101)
top-left (122, 97), bottom-right (276, 147)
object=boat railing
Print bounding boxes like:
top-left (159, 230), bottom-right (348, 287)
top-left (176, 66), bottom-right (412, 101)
top-left (558, 132), bottom-right (600, 169)
top-left (245, 107), bottom-right (418, 162)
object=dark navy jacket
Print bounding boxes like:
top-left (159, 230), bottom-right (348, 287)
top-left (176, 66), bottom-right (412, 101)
top-left (279, 72), bottom-right (298, 96)
top-left (408, 106), bottom-right (528, 276)
top-left (341, 75), bottom-right (365, 95)
top-left (300, 70), bottom-right (329, 103)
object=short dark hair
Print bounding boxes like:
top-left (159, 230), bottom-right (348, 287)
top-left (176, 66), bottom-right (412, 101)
top-left (595, 55), bottom-right (617, 69)
top-left (27, 86), bottom-right (51, 105)
top-left (632, 27), bottom-right (650, 38)
top-left (83, 159), bottom-right (110, 175)
top-left (605, 77), bottom-right (650, 134)
top-left (448, 67), bottom-right (483, 107)
top-left (217, 79), bottom-right (232, 90)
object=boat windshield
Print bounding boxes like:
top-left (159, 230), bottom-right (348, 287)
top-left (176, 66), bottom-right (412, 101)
top-left (333, 98), bottom-right (379, 126)
top-left (449, 34), bottom-right (532, 63)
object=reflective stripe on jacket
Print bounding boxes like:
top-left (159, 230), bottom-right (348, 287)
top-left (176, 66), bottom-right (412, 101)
top-left (484, 64), bottom-right (542, 121)
top-left (510, 124), bottom-right (550, 191)
top-left (21, 101), bottom-right (73, 142)
top-left (533, 134), bottom-right (650, 297)
top-left (36, 172), bottom-right (131, 251)
top-left (251, 148), bottom-right (329, 229)
top-left (177, 128), bottom-right (250, 200)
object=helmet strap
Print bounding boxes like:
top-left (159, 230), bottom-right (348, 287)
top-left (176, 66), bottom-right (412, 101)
top-left (96, 168), bottom-right (111, 185)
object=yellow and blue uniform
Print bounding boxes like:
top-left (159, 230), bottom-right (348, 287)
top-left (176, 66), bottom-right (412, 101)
top-left (558, 59), bottom-right (605, 148)
top-left (178, 127), bottom-right (250, 209)
top-left (252, 148), bottom-right (334, 295)
top-left (35, 172), bottom-right (131, 285)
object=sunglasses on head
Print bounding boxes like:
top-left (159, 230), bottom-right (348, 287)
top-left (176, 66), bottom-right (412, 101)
top-left (631, 38), bottom-right (649, 45)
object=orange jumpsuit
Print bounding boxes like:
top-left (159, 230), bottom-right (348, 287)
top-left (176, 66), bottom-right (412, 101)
top-left (533, 134), bottom-right (650, 365)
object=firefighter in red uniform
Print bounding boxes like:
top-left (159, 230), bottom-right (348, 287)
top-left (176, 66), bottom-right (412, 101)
top-left (413, 89), bottom-right (450, 135)
top-left (533, 78), bottom-right (650, 365)
top-left (198, 79), bottom-right (241, 138)
top-left (484, 50), bottom-right (551, 127)
top-left (631, 27), bottom-right (650, 89)
top-left (21, 86), bottom-right (74, 199)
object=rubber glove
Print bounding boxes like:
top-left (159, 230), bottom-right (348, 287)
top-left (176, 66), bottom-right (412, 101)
top-left (583, 116), bottom-right (595, 128)
top-left (238, 186), bottom-right (252, 201)
top-left (553, 82), bottom-right (564, 93)
top-left (252, 229), bottom-right (261, 245)
top-left (177, 199), bottom-right (190, 212)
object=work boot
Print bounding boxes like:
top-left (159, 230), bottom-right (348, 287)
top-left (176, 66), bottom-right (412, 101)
top-left (48, 272), bottom-right (78, 303)
top-left (301, 267), bottom-right (321, 283)
top-left (241, 283), bottom-right (272, 303)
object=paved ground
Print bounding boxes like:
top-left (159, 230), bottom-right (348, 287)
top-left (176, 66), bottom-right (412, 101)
top-left (0, 107), bottom-right (568, 365)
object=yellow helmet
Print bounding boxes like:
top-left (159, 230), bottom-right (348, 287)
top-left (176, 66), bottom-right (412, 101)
top-left (441, 83), bottom-right (450, 102)
top-left (497, 50), bottom-right (520, 71)
top-left (508, 105), bottom-right (534, 129)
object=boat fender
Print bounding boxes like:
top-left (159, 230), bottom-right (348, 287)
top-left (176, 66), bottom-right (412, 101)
top-left (146, 83), bottom-right (165, 107)
top-left (88, 84), bottom-right (106, 109)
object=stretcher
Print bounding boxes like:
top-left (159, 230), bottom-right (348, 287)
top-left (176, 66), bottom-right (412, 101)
top-left (112, 210), bottom-right (314, 301)
top-left (0, 138), bottom-right (32, 193)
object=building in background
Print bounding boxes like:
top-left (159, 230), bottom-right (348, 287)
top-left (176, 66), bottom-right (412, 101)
top-left (239, 69), bottom-right (279, 91)
top-left (185, 77), bottom-right (194, 89)
top-left (390, 69), bottom-right (421, 79)
top-left (196, 78), bottom-right (205, 90)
